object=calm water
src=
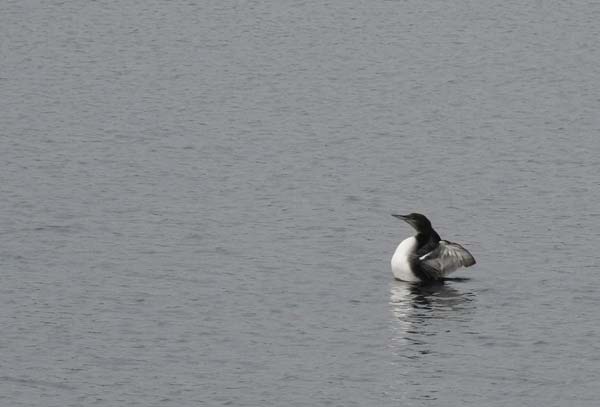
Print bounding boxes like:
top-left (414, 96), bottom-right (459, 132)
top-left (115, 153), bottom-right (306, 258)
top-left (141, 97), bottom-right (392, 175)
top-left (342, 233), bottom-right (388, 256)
top-left (2, 1), bottom-right (600, 406)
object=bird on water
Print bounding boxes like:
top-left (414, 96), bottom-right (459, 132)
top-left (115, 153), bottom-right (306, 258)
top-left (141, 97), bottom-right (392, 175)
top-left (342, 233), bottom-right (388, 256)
top-left (391, 213), bottom-right (476, 283)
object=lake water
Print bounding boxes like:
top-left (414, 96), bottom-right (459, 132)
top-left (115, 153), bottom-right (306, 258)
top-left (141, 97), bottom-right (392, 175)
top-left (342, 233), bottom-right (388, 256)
top-left (2, 1), bottom-right (600, 406)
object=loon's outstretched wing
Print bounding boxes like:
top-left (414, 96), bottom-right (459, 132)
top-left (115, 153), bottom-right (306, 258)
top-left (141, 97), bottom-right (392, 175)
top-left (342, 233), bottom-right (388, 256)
top-left (418, 240), bottom-right (476, 279)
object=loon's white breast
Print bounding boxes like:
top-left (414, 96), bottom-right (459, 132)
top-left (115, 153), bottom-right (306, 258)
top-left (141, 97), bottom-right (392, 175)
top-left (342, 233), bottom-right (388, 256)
top-left (391, 236), bottom-right (420, 282)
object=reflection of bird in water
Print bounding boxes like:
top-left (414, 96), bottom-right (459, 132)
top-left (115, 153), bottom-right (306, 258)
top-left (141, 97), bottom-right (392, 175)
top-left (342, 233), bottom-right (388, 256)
top-left (390, 280), bottom-right (473, 315)
top-left (391, 213), bottom-right (476, 282)
top-left (389, 281), bottom-right (475, 351)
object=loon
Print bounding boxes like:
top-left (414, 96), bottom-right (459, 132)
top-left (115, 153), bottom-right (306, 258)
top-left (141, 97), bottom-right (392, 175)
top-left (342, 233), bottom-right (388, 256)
top-left (391, 213), bottom-right (476, 282)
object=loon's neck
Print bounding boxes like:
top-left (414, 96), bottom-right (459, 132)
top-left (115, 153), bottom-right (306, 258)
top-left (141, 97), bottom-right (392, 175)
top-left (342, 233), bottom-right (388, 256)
top-left (415, 226), bottom-right (440, 239)
top-left (414, 228), bottom-right (441, 252)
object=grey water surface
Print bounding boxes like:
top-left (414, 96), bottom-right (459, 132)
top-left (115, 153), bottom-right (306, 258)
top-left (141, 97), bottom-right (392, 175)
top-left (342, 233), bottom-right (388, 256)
top-left (2, 1), bottom-right (600, 406)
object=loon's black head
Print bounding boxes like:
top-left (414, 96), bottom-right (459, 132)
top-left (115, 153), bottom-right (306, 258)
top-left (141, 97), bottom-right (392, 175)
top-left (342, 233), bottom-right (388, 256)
top-left (391, 213), bottom-right (432, 233)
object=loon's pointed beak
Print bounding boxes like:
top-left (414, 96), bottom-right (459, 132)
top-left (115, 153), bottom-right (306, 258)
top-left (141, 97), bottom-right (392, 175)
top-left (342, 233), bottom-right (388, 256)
top-left (391, 214), bottom-right (408, 221)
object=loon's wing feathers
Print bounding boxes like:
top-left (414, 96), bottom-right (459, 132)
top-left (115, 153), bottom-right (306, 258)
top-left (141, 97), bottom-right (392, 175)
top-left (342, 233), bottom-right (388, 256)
top-left (418, 240), bottom-right (476, 277)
